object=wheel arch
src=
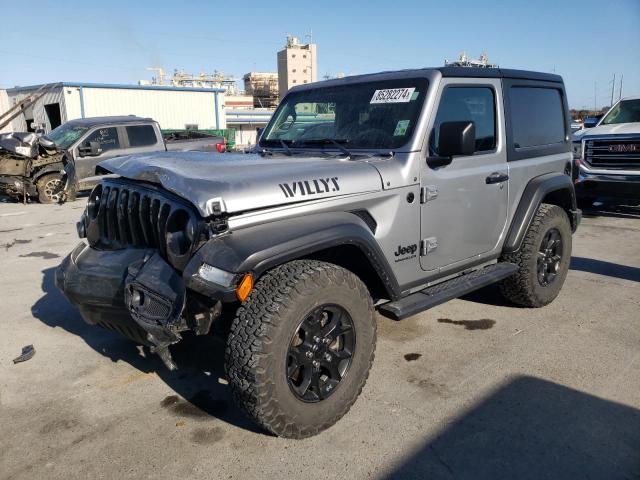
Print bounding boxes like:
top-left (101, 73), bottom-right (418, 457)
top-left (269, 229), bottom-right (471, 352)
top-left (503, 172), bottom-right (579, 254)
top-left (185, 211), bottom-right (401, 302)
top-left (33, 162), bottom-right (66, 183)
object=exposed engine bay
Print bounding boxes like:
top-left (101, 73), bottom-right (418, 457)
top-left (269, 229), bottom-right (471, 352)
top-left (0, 132), bottom-right (70, 202)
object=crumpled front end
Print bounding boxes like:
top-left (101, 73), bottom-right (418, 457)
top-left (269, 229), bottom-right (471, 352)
top-left (56, 243), bottom-right (155, 346)
top-left (56, 243), bottom-right (203, 370)
top-left (1, 133), bottom-right (71, 202)
top-left (57, 178), bottom-right (230, 370)
top-left (0, 175), bottom-right (37, 199)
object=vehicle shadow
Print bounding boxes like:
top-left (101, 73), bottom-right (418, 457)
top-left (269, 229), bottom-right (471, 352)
top-left (570, 256), bottom-right (640, 283)
top-left (460, 284), bottom-right (515, 308)
top-left (32, 266), bottom-right (265, 435)
top-left (461, 252), bottom-right (640, 307)
top-left (384, 376), bottom-right (640, 479)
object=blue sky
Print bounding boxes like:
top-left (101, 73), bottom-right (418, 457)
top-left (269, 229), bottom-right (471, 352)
top-left (0, 0), bottom-right (638, 109)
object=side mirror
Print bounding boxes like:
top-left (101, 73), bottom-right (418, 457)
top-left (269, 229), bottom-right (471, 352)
top-left (439, 121), bottom-right (476, 157)
top-left (90, 141), bottom-right (102, 156)
top-left (78, 141), bottom-right (102, 157)
top-left (427, 121), bottom-right (475, 168)
top-left (31, 122), bottom-right (45, 135)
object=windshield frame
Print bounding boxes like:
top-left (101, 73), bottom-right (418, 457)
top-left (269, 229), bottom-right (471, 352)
top-left (260, 77), bottom-right (430, 153)
top-left (44, 122), bottom-right (89, 150)
top-left (600, 99), bottom-right (640, 125)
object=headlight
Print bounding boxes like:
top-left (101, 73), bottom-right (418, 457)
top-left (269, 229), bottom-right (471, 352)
top-left (165, 208), bottom-right (196, 256)
top-left (196, 263), bottom-right (236, 287)
top-left (572, 141), bottom-right (582, 159)
top-left (87, 184), bottom-right (102, 220)
top-left (76, 212), bottom-right (87, 238)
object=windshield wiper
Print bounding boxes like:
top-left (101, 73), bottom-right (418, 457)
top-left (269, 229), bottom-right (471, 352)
top-left (294, 138), bottom-right (352, 157)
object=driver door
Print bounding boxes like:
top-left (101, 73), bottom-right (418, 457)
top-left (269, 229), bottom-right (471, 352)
top-left (420, 79), bottom-right (509, 272)
top-left (74, 126), bottom-right (127, 189)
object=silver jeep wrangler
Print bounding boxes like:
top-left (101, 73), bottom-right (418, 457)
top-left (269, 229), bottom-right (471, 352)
top-left (56, 66), bottom-right (580, 438)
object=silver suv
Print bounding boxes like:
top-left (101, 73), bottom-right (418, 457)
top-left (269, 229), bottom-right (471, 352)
top-left (56, 66), bottom-right (580, 438)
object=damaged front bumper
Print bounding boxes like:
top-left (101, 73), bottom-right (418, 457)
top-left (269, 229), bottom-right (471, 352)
top-left (0, 176), bottom-right (36, 199)
top-left (56, 243), bottom-right (226, 370)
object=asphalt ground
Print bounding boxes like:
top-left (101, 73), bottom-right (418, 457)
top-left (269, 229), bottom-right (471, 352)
top-left (1, 197), bottom-right (639, 479)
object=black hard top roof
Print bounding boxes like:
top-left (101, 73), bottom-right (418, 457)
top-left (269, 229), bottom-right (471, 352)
top-left (436, 66), bottom-right (563, 82)
top-left (292, 66), bottom-right (563, 93)
top-left (65, 115), bottom-right (154, 127)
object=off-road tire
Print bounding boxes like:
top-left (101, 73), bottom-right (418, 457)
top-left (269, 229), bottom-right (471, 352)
top-left (499, 203), bottom-right (572, 307)
top-left (36, 173), bottom-right (65, 204)
top-left (225, 260), bottom-right (376, 439)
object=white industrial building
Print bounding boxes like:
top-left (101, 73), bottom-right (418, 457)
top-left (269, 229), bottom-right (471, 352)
top-left (226, 108), bottom-right (274, 147)
top-left (2, 82), bottom-right (226, 133)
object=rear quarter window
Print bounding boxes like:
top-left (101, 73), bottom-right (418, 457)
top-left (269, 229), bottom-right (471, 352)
top-left (126, 125), bottom-right (158, 147)
top-left (509, 87), bottom-right (565, 148)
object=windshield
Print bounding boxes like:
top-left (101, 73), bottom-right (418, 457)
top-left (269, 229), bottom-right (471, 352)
top-left (44, 123), bottom-right (89, 149)
top-left (601, 99), bottom-right (640, 125)
top-left (261, 78), bottom-right (428, 150)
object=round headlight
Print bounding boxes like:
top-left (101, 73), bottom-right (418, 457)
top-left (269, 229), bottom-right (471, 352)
top-left (87, 184), bottom-right (102, 220)
top-left (166, 209), bottom-right (195, 256)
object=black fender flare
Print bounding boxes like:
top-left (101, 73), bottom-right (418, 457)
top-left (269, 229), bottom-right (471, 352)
top-left (183, 211), bottom-right (401, 301)
top-left (503, 172), bottom-right (579, 254)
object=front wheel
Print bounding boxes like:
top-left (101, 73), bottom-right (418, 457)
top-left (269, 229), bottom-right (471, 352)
top-left (36, 173), bottom-right (65, 204)
top-left (500, 204), bottom-right (572, 307)
top-left (225, 260), bottom-right (376, 438)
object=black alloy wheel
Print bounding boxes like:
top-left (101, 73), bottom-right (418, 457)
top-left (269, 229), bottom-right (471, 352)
top-left (287, 304), bottom-right (355, 402)
top-left (225, 260), bottom-right (376, 438)
top-left (537, 228), bottom-right (563, 286)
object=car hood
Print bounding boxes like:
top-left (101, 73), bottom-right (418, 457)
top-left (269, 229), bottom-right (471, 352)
top-left (572, 122), bottom-right (640, 140)
top-left (98, 151), bottom-right (384, 217)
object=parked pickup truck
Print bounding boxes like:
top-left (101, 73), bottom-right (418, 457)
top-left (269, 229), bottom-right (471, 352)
top-left (572, 96), bottom-right (640, 206)
top-left (57, 66), bottom-right (580, 438)
top-left (0, 116), bottom-right (226, 203)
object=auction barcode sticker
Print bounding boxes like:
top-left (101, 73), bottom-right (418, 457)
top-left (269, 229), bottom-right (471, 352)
top-left (370, 88), bottom-right (416, 104)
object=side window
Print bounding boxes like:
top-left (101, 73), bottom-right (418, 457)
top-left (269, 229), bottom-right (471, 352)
top-left (509, 87), bottom-right (565, 148)
top-left (126, 125), bottom-right (157, 147)
top-left (84, 127), bottom-right (120, 152)
top-left (432, 87), bottom-right (496, 155)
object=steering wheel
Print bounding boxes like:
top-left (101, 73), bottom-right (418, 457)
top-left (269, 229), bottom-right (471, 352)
top-left (298, 123), bottom-right (334, 140)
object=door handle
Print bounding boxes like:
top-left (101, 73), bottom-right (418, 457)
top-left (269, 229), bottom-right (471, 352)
top-left (486, 172), bottom-right (509, 184)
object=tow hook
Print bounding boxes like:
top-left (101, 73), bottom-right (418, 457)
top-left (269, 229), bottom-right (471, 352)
top-left (124, 253), bottom-right (187, 371)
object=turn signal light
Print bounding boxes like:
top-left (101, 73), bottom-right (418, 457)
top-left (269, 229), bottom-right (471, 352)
top-left (236, 273), bottom-right (253, 302)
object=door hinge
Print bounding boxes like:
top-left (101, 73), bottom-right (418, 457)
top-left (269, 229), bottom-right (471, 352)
top-left (421, 237), bottom-right (438, 256)
top-left (420, 185), bottom-right (438, 204)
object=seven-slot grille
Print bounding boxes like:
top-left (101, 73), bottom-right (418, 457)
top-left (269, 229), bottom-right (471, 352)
top-left (85, 180), bottom-right (199, 265)
top-left (584, 137), bottom-right (640, 169)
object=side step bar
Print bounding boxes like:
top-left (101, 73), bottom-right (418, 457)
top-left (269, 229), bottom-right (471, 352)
top-left (378, 262), bottom-right (518, 321)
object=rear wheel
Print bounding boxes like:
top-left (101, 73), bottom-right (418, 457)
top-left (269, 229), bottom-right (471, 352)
top-left (500, 204), bottom-right (572, 307)
top-left (36, 173), bottom-right (65, 204)
top-left (225, 260), bottom-right (376, 438)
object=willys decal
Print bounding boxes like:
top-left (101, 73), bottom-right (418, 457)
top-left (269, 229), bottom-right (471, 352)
top-left (279, 177), bottom-right (340, 198)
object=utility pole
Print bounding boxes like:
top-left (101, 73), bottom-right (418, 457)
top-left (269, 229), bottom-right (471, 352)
top-left (594, 81), bottom-right (597, 112)
top-left (610, 74), bottom-right (616, 107)
top-left (619, 74), bottom-right (624, 101)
